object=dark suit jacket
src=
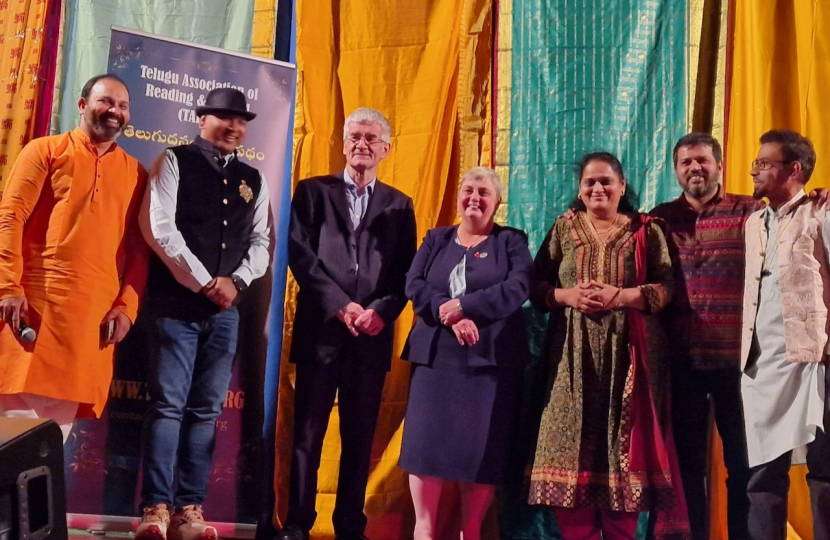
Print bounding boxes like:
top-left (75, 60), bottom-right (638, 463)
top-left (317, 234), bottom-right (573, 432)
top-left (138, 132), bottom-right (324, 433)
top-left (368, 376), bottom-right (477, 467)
top-left (288, 173), bottom-right (417, 371)
top-left (403, 224), bottom-right (532, 369)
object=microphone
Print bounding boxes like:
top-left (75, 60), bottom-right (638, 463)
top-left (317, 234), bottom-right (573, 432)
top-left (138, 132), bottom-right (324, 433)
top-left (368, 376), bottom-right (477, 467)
top-left (18, 323), bottom-right (36, 343)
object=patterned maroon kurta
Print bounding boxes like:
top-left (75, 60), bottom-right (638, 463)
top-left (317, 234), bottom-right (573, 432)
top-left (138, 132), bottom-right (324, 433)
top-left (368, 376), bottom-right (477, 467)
top-left (650, 189), bottom-right (763, 370)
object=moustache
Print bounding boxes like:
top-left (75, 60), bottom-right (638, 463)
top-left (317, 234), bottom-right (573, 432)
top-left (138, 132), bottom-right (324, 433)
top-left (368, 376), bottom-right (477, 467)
top-left (98, 114), bottom-right (124, 126)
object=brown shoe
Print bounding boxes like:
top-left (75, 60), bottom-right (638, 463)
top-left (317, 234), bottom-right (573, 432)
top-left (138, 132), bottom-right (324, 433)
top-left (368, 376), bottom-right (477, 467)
top-left (168, 505), bottom-right (218, 540)
top-left (136, 503), bottom-right (171, 540)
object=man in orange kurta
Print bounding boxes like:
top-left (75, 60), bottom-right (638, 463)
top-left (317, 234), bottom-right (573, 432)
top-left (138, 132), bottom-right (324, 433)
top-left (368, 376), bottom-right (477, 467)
top-left (0, 74), bottom-right (148, 441)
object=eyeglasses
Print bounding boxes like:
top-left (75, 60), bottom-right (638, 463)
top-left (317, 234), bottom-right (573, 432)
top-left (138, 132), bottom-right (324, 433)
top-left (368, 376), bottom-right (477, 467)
top-left (345, 133), bottom-right (387, 146)
top-left (750, 159), bottom-right (788, 171)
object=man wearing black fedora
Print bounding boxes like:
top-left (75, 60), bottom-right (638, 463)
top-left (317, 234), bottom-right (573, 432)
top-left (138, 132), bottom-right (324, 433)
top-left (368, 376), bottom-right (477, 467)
top-left (136, 87), bottom-right (271, 540)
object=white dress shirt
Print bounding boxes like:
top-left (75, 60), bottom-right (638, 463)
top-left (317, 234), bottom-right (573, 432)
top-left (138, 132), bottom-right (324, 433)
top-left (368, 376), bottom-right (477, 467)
top-left (139, 141), bottom-right (271, 293)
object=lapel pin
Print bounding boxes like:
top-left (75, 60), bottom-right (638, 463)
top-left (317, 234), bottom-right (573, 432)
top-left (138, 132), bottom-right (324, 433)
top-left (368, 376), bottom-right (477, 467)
top-left (475, 252), bottom-right (488, 258)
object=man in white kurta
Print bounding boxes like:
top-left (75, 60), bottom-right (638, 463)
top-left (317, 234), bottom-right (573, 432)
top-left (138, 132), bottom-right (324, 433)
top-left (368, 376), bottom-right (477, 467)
top-left (741, 129), bottom-right (830, 540)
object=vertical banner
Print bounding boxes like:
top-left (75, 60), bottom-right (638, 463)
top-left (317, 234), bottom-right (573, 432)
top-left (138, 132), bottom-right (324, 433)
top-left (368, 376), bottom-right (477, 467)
top-left (64, 26), bottom-right (294, 527)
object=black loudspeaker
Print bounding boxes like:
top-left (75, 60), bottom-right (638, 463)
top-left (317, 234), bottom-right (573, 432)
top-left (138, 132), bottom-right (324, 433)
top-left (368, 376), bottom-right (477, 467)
top-left (0, 418), bottom-right (67, 540)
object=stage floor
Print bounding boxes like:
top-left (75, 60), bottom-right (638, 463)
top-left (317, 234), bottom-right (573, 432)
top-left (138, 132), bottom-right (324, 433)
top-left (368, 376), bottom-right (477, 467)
top-left (67, 514), bottom-right (255, 539)
top-left (69, 529), bottom-right (246, 539)
top-left (69, 531), bottom-right (131, 539)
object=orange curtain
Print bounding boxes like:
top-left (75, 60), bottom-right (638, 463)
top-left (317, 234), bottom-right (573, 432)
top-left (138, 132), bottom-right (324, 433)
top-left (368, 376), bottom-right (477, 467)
top-left (276, 1), bottom-right (493, 538)
top-left (0, 0), bottom-right (54, 193)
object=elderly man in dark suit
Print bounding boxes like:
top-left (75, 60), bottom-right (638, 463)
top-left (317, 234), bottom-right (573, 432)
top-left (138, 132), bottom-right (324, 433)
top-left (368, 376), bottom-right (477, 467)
top-left (279, 107), bottom-right (417, 540)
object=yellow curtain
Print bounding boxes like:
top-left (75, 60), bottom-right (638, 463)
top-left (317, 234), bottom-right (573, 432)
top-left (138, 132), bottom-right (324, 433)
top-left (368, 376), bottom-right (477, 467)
top-left (723, 2), bottom-right (829, 539)
top-left (252, 0), bottom-right (276, 59)
top-left (276, 1), bottom-right (493, 537)
top-left (726, 0), bottom-right (830, 195)
top-left (493, 0), bottom-right (511, 225)
top-left (0, 0), bottom-right (52, 193)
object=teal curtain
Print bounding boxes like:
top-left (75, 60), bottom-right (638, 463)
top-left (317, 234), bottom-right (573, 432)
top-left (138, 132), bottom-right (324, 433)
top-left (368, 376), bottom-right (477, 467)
top-left (55, 0), bottom-right (255, 134)
top-left (502, 2), bottom-right (687, 539)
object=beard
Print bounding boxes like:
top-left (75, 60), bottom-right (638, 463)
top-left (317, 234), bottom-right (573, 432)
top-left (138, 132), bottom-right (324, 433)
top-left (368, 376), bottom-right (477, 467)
top-left (89, 111), bottom-right (125, 139)
top-left (683, 175), bottom-right (718, 200)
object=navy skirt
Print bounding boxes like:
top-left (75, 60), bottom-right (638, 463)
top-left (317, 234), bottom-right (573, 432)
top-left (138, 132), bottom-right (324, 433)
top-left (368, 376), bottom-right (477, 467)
top-left (398, 349), bottom-right (523, 485)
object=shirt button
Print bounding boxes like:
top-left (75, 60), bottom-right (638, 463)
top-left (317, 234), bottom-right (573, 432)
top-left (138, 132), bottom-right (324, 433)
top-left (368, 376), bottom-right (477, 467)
top-left (221, 243), bottom-right (227, 249)
top-left (223, 199), bottom-right (228, 205)
top-left (223, 179), bottom-right (228, 185)
top-left (223, 220), bottom-right (228, 226)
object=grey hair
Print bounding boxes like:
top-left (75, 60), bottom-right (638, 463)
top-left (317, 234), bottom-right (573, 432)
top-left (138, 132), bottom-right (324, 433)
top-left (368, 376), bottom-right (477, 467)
top-left (343, 107), bottom-right (392, 143)
top-left (460, 166), bottom-right (504, 200)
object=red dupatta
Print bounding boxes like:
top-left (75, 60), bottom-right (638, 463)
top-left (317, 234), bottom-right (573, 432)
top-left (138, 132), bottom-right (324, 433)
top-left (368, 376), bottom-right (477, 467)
top-left (627, 215), bottom-right (691, 539)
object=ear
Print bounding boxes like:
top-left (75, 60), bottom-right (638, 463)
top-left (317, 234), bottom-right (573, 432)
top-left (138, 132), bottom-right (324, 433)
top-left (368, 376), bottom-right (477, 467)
top-left (377, 141), bottom-right (391, 159)
top-left (198, 115), bottom-right (207, 130)
top-left (789, 160), bottom-right (804, 181)
top-left (78, 97), bottom-right (86, 115)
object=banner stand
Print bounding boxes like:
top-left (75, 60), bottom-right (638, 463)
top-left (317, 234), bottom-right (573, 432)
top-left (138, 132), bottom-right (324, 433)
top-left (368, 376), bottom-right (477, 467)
top-left (63, 26), bottom-right (295, 531)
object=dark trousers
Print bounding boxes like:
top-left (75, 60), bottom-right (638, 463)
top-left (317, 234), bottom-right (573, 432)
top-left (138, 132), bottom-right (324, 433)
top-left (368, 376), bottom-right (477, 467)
top-left (140, 308), bottom-right (239, 509)
top-left (286, 348), bottom-right (387, 538)
top-left (671, 367), bottom-right (751, 540)
top-left (746, 368), bottom-right (830, 540)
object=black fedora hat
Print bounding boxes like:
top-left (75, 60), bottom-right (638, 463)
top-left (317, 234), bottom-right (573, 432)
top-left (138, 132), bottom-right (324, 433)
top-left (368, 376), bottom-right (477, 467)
top-left (195, 87), bottom-right (256, 121)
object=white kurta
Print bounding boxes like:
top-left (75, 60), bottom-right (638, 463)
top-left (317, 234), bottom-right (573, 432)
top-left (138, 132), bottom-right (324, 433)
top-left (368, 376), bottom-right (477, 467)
top-left (742, 192), bottom-right (827, 468)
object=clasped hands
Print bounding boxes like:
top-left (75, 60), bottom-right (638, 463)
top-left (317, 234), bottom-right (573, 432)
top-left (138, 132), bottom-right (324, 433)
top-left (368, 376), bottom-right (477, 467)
top-left (438, 299), bottom-right (478, 346)
top-left (338, 302), bottom-right (385, 337)
top-left (201, 277), bottom-right (237, 310)
top-left (560, 281), bottom-right (622, 314)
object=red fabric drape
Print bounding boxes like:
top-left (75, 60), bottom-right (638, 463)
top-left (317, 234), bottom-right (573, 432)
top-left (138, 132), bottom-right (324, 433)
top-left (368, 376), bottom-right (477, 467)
top-left (627, 215), bottom-right (691, 539)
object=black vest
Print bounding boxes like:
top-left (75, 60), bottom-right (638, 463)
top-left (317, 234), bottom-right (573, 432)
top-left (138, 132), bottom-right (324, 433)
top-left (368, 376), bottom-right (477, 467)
top-left (148, 144), bottom-right (262, 319)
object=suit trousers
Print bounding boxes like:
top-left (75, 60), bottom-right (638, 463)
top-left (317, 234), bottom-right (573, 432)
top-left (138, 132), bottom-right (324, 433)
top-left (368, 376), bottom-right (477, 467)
top-left (746, 366), bottom-right (830, 540)
top-left (671, 366), bottom-right (751, 540)
top-left (287, 345), bottom-right (388, 538)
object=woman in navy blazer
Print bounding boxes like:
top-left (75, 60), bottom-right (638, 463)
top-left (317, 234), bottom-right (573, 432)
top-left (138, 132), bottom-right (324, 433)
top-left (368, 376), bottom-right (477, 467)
top-left (400, 167), bottom-right (533, 540)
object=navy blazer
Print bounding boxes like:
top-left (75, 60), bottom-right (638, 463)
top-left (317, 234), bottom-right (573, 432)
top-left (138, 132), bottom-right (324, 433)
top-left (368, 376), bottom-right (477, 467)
top-left (288, 173), bottom-right (417, 370)
top-left (403, 224), bottom-right (532, 369)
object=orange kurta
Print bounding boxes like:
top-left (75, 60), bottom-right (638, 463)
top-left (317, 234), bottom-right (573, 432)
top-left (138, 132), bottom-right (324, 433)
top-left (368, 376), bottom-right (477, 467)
top-left (0, 127), bottom-right (148, 418)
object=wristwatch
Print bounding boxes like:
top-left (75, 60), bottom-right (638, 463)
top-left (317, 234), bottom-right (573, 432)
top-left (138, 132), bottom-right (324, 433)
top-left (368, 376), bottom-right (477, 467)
top-left (231, 274), bottom-right (249, 293)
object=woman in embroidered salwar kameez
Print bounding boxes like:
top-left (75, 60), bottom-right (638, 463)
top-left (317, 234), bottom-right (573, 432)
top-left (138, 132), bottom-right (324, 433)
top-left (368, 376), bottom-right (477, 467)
top-left (528, 152), bottom-right (689, 540)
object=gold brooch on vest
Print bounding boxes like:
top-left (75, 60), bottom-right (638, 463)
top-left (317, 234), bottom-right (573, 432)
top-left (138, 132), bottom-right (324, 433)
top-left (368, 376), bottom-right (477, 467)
top-left (239, 180), bottom-right (254, 203)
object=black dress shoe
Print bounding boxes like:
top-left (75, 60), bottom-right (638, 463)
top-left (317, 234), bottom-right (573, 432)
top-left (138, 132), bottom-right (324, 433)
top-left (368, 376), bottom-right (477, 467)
top-left (277, 524), bottom-right (309, 540)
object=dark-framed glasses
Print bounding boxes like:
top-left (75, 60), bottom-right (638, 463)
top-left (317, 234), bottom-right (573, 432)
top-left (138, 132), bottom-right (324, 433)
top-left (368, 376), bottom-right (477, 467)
top-left (750, 159), bottom-right (788, 171)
